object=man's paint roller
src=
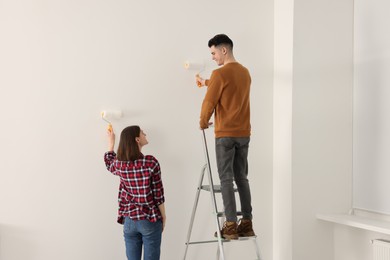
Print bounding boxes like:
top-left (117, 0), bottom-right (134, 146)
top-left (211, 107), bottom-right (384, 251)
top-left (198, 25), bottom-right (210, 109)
top-left (101, 110), bottom-right (122, 132)
top-left (184, 60), bottom-right (205, 87)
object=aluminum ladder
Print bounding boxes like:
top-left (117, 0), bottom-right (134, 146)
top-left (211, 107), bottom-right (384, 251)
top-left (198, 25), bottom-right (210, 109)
top-left (183, 129), bottom-right (262, 260)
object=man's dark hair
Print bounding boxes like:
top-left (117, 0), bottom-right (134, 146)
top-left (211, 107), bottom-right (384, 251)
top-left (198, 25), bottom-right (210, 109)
top-left (208, 34), bottom-right (233, 50)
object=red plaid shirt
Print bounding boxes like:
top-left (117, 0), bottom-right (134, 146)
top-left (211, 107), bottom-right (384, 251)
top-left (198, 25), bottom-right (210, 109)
top-left (104, 151), bottom-right (165, 224)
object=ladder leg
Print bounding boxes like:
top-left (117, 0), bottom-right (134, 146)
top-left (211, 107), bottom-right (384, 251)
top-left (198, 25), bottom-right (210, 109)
top-left (252, 237), bottom-right (262, 260)
top-left (183, 165), bottom-right (207, 260)
top-left (214, 206), bottom-right (225, 260)
top-left (207, 165), bottom-right (225, 260)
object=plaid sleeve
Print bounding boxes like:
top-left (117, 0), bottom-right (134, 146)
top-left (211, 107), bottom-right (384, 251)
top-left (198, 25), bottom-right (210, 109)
top-left (104, 151), bottom-right (118, 175)
top-left (150, 157), bottom-right (165, 206)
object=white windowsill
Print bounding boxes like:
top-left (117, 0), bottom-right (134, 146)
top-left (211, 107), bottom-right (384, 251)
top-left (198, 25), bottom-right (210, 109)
top-left (317, 210), bottom-right (390, 235)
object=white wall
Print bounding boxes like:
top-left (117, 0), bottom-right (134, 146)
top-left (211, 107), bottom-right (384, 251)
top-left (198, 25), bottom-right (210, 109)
top-left (333, 213), bottom-right (390, 260)
top-left (272, 0), bottom-right (354, 259)
top-left (334, 0), bottom-right (390, 259)
top-left (353, 0), bottom-right (390, 216)
top-left (292, 0), bottom-right (354, 260)
top-left (288, 0), bottom-right (390, 259)
top-left (273, 0), bottom-right (293, 259)
top-left (0, 1), bottom-right (274, 260)
top-left (2, 1), bottom-right (374, 260)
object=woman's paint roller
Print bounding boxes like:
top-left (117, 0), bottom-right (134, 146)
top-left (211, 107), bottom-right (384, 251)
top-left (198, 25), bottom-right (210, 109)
top-left (101, 110), bottom-right (122, 132)
top-left (184, 60), bottom-right (205, 87)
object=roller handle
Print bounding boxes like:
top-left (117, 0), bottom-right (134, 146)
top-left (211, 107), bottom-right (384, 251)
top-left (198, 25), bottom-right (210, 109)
top-left (196, 74), bottom-right (203, 88)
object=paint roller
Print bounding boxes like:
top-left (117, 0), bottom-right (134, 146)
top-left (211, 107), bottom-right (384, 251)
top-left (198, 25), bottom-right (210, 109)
top-left (184, 60), bottom-right (205, 87)
top-left (101, 110), bottom-right (122, 132)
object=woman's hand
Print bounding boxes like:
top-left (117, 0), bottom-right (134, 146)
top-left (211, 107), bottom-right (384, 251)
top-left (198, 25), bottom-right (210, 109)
top-left (107, 127), bottom-right (115, 151)
top-left (162, 215), bottom-right (166, 232)
top-left (158, 203), bottom-right (166, 232)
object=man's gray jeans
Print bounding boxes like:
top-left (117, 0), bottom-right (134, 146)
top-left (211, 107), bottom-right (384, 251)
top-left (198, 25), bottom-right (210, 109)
top-left (215, 137), bottom-right (252, 222)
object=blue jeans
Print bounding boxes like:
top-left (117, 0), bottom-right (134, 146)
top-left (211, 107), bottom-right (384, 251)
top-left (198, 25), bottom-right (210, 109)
top-left (215, 137), bottom-right (252, 222)
top-left (123, 217), bottom-right (162, 260)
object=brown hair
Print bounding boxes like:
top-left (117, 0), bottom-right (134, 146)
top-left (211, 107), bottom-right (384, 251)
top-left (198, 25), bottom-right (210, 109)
top-left (117, 125), bottom-right (142, 161)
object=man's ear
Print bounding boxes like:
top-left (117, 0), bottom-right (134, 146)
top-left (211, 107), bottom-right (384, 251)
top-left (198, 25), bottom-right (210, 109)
top-left (222, 46), bottom-right (227, 55)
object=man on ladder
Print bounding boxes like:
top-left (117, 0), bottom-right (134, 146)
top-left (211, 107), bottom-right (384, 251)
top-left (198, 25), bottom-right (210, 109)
top-left (196, 34), bottom-right (255, 240)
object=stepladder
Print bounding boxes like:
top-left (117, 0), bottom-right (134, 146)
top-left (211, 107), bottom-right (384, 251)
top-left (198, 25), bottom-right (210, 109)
top-left (183, 129), bottom-right (262, 260)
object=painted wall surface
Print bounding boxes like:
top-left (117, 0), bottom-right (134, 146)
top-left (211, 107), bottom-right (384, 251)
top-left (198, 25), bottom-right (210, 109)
top-left (334, 0), bottom-right (390, 259)
top-left (334, 223), bottom-right (390, 260)
top-left (273, 0), bottom-right (293, 259)
top-left (292, 0), bottom-right (354, 260)
top-left (2, 0), bottom-right (376, 260)
top-left (0, 1), bottom-right (274, 260)
top-left (272, 0), bottom-right (354, 259)
top-left (353, 0), bottom-right (390, 216)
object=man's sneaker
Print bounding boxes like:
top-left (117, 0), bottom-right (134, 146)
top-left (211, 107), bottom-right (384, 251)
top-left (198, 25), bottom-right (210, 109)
top-left (214, 221), bottom-right (239, 240)
top-left (237, 218), bottom-right (255, 237)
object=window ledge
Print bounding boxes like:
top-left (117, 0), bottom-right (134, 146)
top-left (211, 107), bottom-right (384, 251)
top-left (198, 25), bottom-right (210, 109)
top-left (317, 212), bottom-right (390, 235)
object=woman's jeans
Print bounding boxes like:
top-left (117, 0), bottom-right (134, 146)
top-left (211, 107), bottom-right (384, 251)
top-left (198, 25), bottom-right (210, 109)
top-left (123, 217), bottom-right (162, 260)
top-left (215, 137), bottom-right (253, 222)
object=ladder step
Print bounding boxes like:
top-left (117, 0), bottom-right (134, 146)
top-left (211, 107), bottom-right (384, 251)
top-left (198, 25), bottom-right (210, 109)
top-left (186, 236), bottom-right (258, 245)
top-left (201, 185), bottom-right (238, 192)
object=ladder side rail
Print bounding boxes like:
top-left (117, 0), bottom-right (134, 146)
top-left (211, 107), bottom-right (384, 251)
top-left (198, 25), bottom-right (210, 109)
top-left (201, 129), bottom-right (225, 260)
top-left (201, 130), bottom-right (220, 221)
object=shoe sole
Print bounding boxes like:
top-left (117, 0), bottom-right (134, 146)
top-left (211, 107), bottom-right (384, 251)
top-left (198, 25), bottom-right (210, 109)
top-left (238, 232), bottom-right (256, 237)
top-left (222, 235), bottom-right (239, 240)
top-left (214, 232), bottom-right (239, 240)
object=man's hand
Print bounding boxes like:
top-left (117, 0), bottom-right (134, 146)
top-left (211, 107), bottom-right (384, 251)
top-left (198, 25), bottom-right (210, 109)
top-left (195, 74), bottom-right (205, 87)
top-left (200, 122), bottom-right (213, 130)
